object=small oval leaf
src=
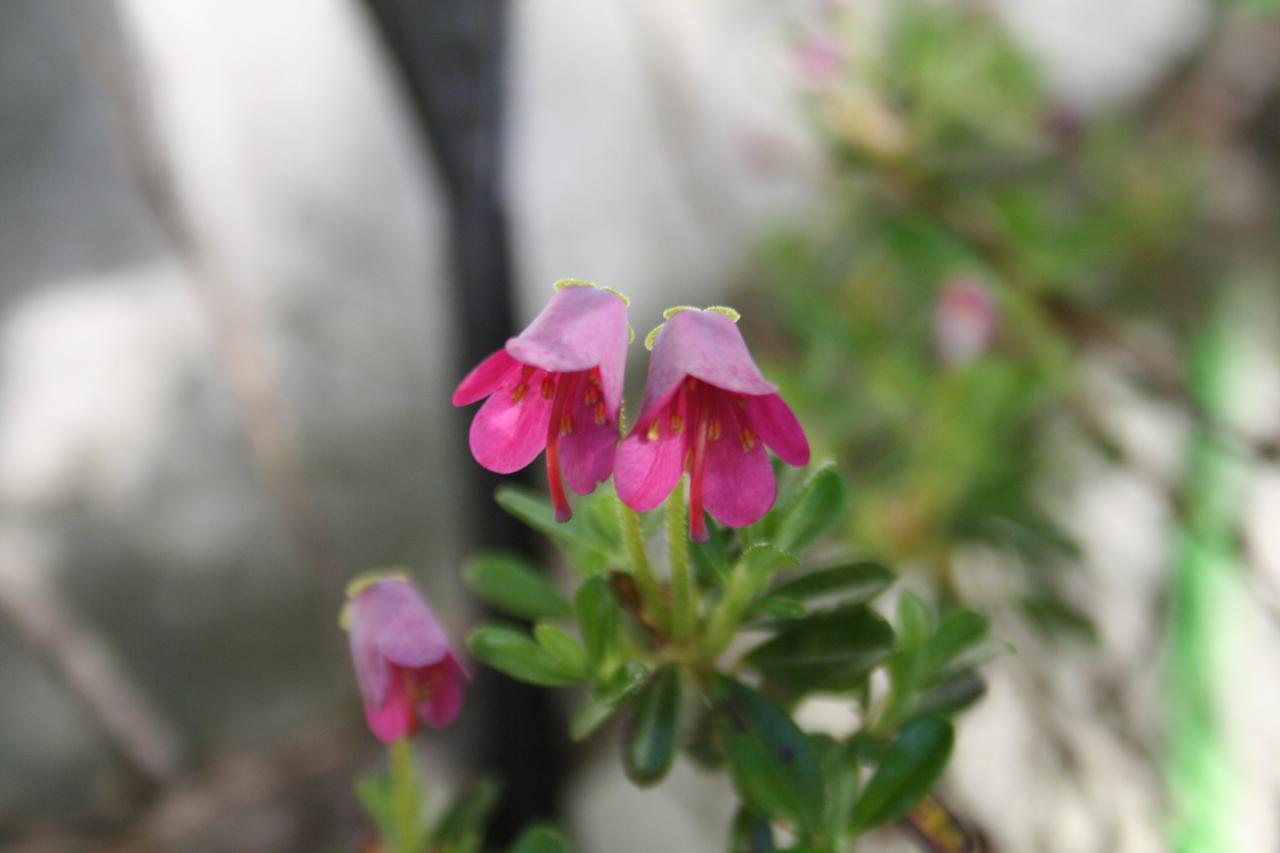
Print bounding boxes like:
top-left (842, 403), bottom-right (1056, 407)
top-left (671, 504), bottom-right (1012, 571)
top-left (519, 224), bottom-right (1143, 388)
top-left (534, 623), bottom-right (589, 679)
top-left (510, 824), bottom-right (570, 853)
top-left (772, 464), bottom-right (847, 554)
top-left (745, 606), bottom-right (895, 696)
top-left (575, 576), bottom-right (623, 675)
top-left (468, 627), bottom-right (583, 686)
top-left (753, 560), bottom-right (894, 621)
top-left (848, 716), bottom-right (954, 833)
top-left (623, 666), bottom-right (682, 786)
top-left (465, 553), bottom-right (573, 621)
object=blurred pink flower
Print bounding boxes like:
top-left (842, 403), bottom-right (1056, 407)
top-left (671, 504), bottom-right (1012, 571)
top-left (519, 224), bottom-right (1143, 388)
top-left (345, 575), bottom-right (468, 743)
top-left (616, 308), bottom-right (809, 542)
top-left (453, 282), bottom-right (629, 522)
top-left (796, 33), bottom-right (845, 88)
top-left (935, 278), bottom-right (998, 364)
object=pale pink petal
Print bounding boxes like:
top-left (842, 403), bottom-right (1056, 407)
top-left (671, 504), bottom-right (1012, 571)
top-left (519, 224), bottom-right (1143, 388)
top-left (364, 666), bottom-right (417, 743)
top-left (364, 579), bottom-right (453, 669)
top-left (418, 656), bottom-right (467, 729)
top-left (452, 349), bottom-right (520, 406)
top-left (558, 380), bottom-right (618, 495)
top-left (702, 394), bottom-right (776, 528)
top-left (348, 602), bottom-right (389, 706)
top-left (468, 372), bottom-right (554, 474)
top-left (636, 310), bottom-right (776, 426)
top-left (743, 393), bottom-right (810, 466)
top-left (506, 287), bottom-right (629, 414)
top-left (615, 409), bottom-right (687, 512)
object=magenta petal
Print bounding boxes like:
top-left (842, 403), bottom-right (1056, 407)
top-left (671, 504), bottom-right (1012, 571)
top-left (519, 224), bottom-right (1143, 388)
top-left (615, 416), bottom-right (686, 512)
top-left (702, 395), bottom-right (776, 528)
top-left (743, 393), bottom-right (810, 466)
top-left (506, 287), bottom-right (629, 415)
top-left (559, 381), bottom-right (618, 495)
top-left (452, 349), bottom-right (520, 406)
top-left (364, 667), bottom-right (416, 743)
top-left (469, 374), bottom-right (554, 474)
top-left (365, 579), bottom-right (454, 670)
top-left (636, 310), bottom-right (776, 426)
top-left (419, 656), bottom-right (466, 729)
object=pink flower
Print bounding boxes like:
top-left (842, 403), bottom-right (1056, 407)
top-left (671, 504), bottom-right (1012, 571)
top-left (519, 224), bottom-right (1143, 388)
top-left (452, 282), bottom-right (629, 523)
top-left (615, 308), bottom-right (809, 542)
top-left (796, 33), bottom-right (845, 88)
top-left (935, 278), bottom-right (998, 365)
top-left (344, 575), bottom-right (468, 743)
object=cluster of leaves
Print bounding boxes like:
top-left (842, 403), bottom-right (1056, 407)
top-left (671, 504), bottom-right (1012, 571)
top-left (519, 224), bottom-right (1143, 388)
top-left (757, 1), bottom-right (1205, 625)
top-left (467, 465), bottom-right (1001, 850)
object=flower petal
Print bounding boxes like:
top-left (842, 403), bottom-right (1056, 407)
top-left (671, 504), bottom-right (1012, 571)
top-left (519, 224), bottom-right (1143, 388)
top-left (506, 287), bottom-right (629, 414)
top-left (615, 408), bottom-right (686, 512)
top-left (702, 393), bottom-right (776, 528)
top-left (452, 349), bottom-right (520, 406)
top-left (636, 310), bottom-right (776, 427)
top-left (348, 601), bottom-right (389, 706)
top-left (743, 393), bottom-right (810, 466)
top-left (418, 655), bottom-right (467, 729)
top-left (558, 376), bottom-right (619, 495)
top-left (468, 371), bottom-right (554, 474)
top-left (364, 666), bottom-right (418, 743)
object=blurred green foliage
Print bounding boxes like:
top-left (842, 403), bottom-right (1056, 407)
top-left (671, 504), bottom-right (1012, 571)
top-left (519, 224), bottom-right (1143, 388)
top-left (758, 2), bottom-right (1206, 608)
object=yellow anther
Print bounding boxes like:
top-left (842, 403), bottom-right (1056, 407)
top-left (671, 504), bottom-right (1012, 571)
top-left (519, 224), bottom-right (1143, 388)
top-left (540, 377), bottom-right (556, 399)
top-left (594, 402), bottom-right (607, 425)
top-left (511, 383), bottom-right (529, 403)
top-left (584, 385), bottom-right (600, 405)
top-left (684, 449), bottom-right (694, 471)
top-left (708, 419), bottom-right (722, 441)
top-left (740, 427), bottom-right (757, 452)
top-left (670, 413), bottom-right (685, 435)
top-left (646, 420), bottom-right (661, 442)
top-left (521, 364), bottom-right (536, 379)
top-left (560, 413), bottom-right (574, 436)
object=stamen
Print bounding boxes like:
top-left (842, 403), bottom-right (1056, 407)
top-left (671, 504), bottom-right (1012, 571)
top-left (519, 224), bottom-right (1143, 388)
top-left (684, 449), bottom-right (693, 472)
top-left (511, 383), bottom-right (529, 403)
top-left (735, 395), bottom-right (748, 410)
top-left (584, 385), bottom-right (600, 405)
top-left (560, 413), bottom-right (574, 436)
top-left (740, 428), bottom-right (757, 452)
top-left (707, 419), bottom-right (722, 441)
top-left (540, 377), bottom-right (556, 399)
top-left (521, 364), bottom-right (536, 379)
top-left (593, 402), bottom-right (607, 425)
top-left (646, 420), bottom-right (661, 442)
top-left (670, 413), bottom-right (685, 435)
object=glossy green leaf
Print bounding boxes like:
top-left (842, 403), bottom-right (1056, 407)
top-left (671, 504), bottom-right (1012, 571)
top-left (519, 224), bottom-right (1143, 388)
top-left (623, 666), bottom-right (682, 786)
top-left (468, 627), bottom-right (583, 686)
top-left (848, 716), bottom-right (954, 833)
top-left (534, 623), bottom-right (589, 680)
top-left (771, 464), bottom-right (847, 555)
top-left (752, 560), bottom-right (894, 621)
top-left (509, 824), bottom-right (570, 853)
top-left (903, 671), bottom-right (985, 722)
top-left (570, 661), bottom-right (648, 741)
top-left (711, 676), bottom-right (824, 833)
top-left (432, 777), bottom-right (500, 853)
top-left (575, 576), bottom-right (622, 676)
top-left (729, 807), bottom-right (775, 852)
top-left (464, 553), bottom-right (573, 621)
top-left (922, 610), bottom-right (988, 677)
top-left (745, 607), bottom-right (895, 695)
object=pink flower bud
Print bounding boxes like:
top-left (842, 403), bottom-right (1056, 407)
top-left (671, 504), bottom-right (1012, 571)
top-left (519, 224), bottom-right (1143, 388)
top-left (344, 575), bottom-right (468, 743)
top-left (453, 282), bottom-right (630, 523)
top-left (934, 278), bottom-right (997, 365)
top-left (615, 308), bottom-right (809, 542)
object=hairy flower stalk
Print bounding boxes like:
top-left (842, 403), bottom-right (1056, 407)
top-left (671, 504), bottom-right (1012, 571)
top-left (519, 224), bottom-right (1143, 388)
top-left (616, 307), bottom-right (810, 541)
top-left (453, 281), bottom-right (629, 522)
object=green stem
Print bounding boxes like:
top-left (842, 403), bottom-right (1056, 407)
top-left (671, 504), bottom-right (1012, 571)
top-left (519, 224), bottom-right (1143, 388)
top-left (390, 737), bottom-right (422, 853)
top-left (618, 500), bottom-right (668, 633)
top-left (703, 561), bottom-right (753, 660)
top-left (666, 480), bottom-right (695, 642)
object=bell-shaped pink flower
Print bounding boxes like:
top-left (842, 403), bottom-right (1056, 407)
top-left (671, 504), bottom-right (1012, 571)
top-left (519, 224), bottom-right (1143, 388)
top-left (615, 308), bottom-right (809, 542)
top-left (453, 282), bottom-right (629, 522)
top-left (344, 575), bottom-right (468, 743)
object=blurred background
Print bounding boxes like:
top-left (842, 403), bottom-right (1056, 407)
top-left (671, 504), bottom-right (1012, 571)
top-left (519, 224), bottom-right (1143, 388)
top-left (1, 0), bottom-right (1278, 850)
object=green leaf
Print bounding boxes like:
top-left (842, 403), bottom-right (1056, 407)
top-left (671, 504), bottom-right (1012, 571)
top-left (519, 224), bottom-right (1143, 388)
top-left (729, 807), bottom-right (775, 852)
top-left (570, 661), bottom-right (648, 741)
top-left (534, 623), bottom-right (589, 680)
top-left (745, 607), bottom-right (895, 695)
top-left (354, 770), bottom-right (396, 845)
top-left (848, 716), bottom-right (954, 834)
top-left (897, 593), bottom-right (933, 650)
top-left (575, 576), bottom-right (623, 676)
top-left (751, 560), bottom-right (894, 621)
top-left (921, 610), bottom-right (988, 677)
top-left (468, 627), bottom-right (584, 686)
top-left (432, 777), bottom-right (501, 853)
top-left (711, 675), bottom-right (824, 834)
top-left (623, 666), bottom-right (682, 786)
top-left (902, 671), bottom-right (985, 722)
top-left (465, 553), bottom-right (573, 621)
top-left (509, 824), bottom-right (570, 853)
top-left (771, 464), bottom-right (847, 555)
top-left (495, 486), bottom-right (615, 571)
